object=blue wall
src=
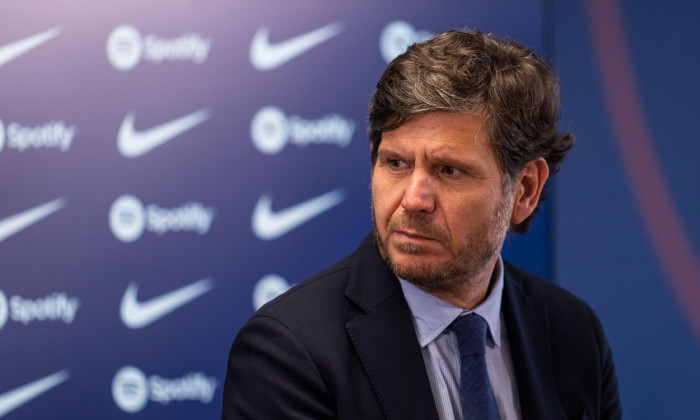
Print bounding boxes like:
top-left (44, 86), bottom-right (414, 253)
top-left (554, 1), bottom-right (700, 418)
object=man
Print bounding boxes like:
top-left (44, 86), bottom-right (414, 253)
top-left (222, 30), bottom-right (621, 419)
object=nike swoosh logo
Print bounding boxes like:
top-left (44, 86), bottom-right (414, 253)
top-left (250, 23), bottom-right (342, 71)
top-left (0, 370), bottom-right (70, 417)
top-left (118, 109), bottom-right (211, 158)
top-left (0, 198), bottom-right (67, 243)
top-left (0, 27), bottom-right (62, 67)
top-left (120, 278), bottom-right (214, 329)
top-left (252, 189), bottom-right (346, 240)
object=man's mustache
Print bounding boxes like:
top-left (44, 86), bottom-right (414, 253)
top-left (387, 213), bottom-right (449, 242)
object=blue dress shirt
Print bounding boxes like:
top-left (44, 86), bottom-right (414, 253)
top-left (398, 257), bottom-right (522, 420)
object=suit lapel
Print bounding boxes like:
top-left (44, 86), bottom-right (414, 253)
top-left (502, 263), bottom-right (565, 419)
top-left (344, 236), bottom-right (439, 420)
top-left (343, 238), bottom-right (568, 419)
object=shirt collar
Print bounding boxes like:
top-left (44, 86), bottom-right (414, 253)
top-left (398, 256), bottom-right (504, 348)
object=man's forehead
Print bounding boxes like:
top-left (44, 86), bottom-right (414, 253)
top-left (380, 112), bottom-right (493, 149)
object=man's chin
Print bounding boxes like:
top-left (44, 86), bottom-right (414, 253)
top-left (375, 231), bottom-right (449, 276)
top-left (386, 252), bottom-right (444, 277)
top-left (389, 235), bottom-right (444, 255)
top-left (389, 261), bottom-right (456, 293)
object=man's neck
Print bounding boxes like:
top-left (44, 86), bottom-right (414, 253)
top-left (418, 258), bottom-right (499, 310)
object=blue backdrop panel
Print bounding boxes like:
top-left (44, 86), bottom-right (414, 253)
top-left (0, 1), bottom-right (545, 418)
top-left (554, 1), bottom-right (700, 418)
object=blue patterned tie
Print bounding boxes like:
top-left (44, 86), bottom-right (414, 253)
top-left (452, 313), bottom-right (501, 420)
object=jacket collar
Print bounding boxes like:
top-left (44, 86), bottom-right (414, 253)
top-left (344, 235), bottom-right (440, 420)
top-left (343, 236), bottom-right (564, 419)
top-left (502, 261), bottom-right (566, 419)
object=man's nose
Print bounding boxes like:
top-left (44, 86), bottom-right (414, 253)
top-left (401, 172), bottom-right (436, 214)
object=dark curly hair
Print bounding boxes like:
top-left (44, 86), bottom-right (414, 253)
top-left (368, 30), bottom-right (573, 233)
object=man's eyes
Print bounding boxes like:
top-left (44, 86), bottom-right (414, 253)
top-left (378, 155), bottom-right (468, 179)
top-left (382, 159), bottom-right (465, 177)
top-left (441, 165), bottom-right (463, 176)
top-left (377, 156), bottom-right (408, 170)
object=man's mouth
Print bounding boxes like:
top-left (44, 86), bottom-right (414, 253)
top-left (393, 229), bottom-right (437, 242)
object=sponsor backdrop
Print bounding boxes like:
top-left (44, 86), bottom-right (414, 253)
top-left (0, 1), bottom-right (547, 418)
top-left (3, 1), bottom-right (697, 419)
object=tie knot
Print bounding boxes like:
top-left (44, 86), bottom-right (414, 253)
top-left (452, 313), bottom-right (488, 356)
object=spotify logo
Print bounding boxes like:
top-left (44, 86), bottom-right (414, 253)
top-left (112, 366), bottom-right (149, 413)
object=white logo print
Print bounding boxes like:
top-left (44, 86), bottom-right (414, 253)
top-left (251, 106), bottom-right (354, 155)
top-left (112, 366), bottom-right (149, 413)
top-left (253, 274), bottom-right (293, 310)
top-left (0, 119), bottom-right (4, 152)
top-left (107, 25), bottom-right (212, 71)
top-left (0, 27), bottom-right (62, 67)
top-left (0, 198), bottom-right (66, 243)
top-left (0, 370), bottom-right (70, 417)
top-left (109, 195), bottom-right (146, 243)
top-left (379, 21), bottom-right (433, 63)
top-left (118, 109), bottom-right (211, 158)
top-left (0, 289), bottom-right (80, 330)
top-left (250, 23), bottom-right (342, 71)
top-left (112, 366), bottom-right (218, 413)
top-left (6, 292), bottom-right (80, 327)
top-left (0, 119), bottom-right (76, 153)
top-left (251, 106), bottom-right (287, 154)
top-left (252, 189), bottom-right (345, 240)
top-left (0, 290), bottom-right (7, 330)
top-left (110, 194), bottom-right (215, 243)
top-left (106, 25), bottom-right (143, 71)
top-left (120, 278), bottom-right (214, 329)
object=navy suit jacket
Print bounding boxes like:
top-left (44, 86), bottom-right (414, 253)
top-left (222, 235), bottom-right (621, 419)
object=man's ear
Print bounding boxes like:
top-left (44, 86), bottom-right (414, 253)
top-left (510, 158), bottom-right (549, 224)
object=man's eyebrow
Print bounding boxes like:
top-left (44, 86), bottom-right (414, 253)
top-left (431, 154), bottom-right (482, 170)
top-left (376, 148), bottom-right (402, 158)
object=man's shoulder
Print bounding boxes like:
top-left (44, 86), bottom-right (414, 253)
top-left (502, 260), bottom-right (611, 363)
top-left (254, 234), bottom-right (394, 319)
top-left (503, 260), bottom-right (596, 317)
top-left (255, 251), bottom-right (355, 319)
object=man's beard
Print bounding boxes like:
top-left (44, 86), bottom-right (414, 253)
top-left (372, 195), bottom-right (512, 295)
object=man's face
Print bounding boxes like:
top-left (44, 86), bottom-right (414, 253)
top-left (371, 111), bottom-right (513, 293)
